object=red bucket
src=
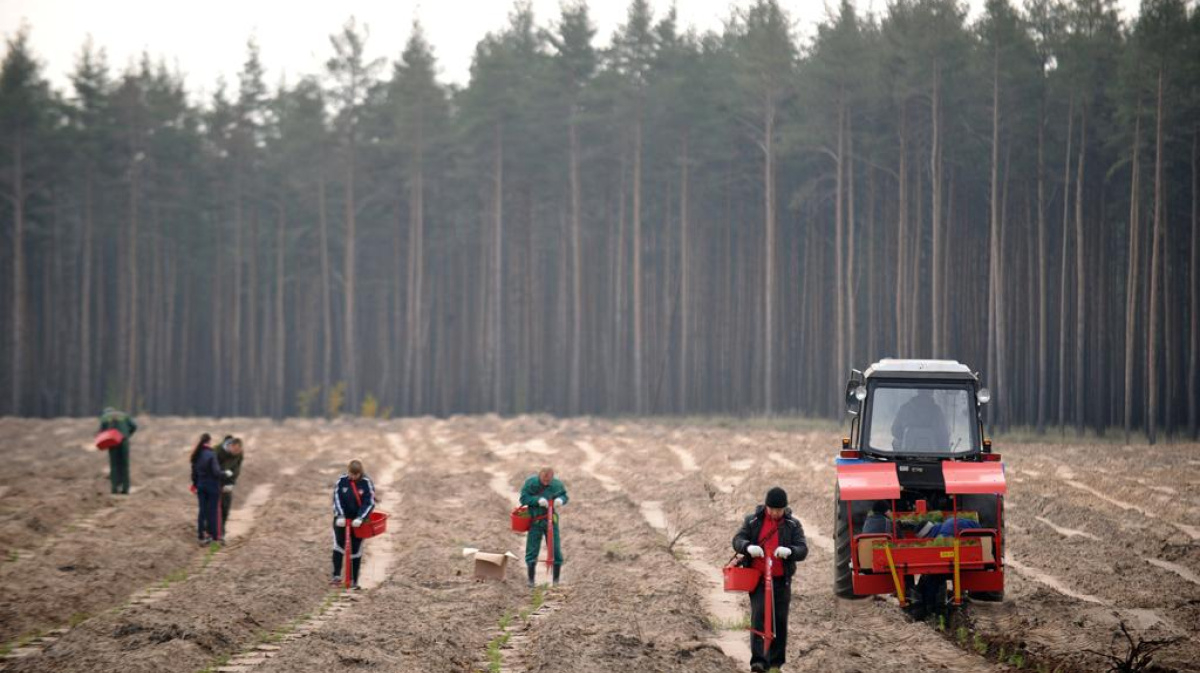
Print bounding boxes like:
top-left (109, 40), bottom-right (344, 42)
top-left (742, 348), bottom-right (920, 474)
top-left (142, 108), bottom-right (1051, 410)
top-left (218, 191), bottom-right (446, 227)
top-left (723, 565), bottom-right (760, 593)
top-left (95, 429), bottom-right (124, 450)
top-left (511, 506), bottom-right (532, 532)
top-left (353, 511), bottom-right (388, 539)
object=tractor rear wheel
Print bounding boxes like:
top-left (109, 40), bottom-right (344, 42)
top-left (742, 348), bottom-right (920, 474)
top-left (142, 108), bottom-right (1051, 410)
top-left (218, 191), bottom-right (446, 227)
top-left (833, 485), bottom-right (859, 598)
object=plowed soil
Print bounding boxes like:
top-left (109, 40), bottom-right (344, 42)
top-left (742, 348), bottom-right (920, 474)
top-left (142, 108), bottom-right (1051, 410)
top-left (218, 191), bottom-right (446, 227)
top-left (0, 415), bottom-right (1196, 673)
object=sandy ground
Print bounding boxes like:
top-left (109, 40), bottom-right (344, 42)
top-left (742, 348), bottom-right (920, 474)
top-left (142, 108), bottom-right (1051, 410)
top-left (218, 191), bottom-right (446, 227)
top-left (0, 415), bottom-right (1196, 673)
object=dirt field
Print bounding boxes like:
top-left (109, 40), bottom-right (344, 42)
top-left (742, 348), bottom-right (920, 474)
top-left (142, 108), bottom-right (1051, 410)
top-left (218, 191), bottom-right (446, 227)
top-left (1, 415), bottom-right (1197, 673)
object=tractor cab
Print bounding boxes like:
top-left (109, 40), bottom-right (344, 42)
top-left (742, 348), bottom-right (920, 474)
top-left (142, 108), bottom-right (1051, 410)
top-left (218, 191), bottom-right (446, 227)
top-left (834, 359), bottom-right (1006, 611)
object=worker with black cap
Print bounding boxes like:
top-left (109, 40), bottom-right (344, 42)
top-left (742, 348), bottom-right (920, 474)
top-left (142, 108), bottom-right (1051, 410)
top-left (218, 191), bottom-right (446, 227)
top-left (732, 486), bottom-right (808, 673)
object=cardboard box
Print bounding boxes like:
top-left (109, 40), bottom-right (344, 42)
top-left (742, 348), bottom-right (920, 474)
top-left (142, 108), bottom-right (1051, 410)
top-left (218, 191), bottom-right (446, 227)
top-left (463, 548), bottom-right (520, 582)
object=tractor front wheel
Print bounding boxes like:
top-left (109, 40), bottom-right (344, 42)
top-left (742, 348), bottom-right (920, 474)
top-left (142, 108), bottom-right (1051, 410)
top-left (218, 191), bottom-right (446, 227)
top-left (833, 485), bottom-right (859, 599)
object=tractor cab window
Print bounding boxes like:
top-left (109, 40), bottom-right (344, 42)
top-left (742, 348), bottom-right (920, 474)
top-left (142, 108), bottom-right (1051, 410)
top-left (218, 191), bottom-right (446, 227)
top-left (865, 382), bottom-right (977, 455)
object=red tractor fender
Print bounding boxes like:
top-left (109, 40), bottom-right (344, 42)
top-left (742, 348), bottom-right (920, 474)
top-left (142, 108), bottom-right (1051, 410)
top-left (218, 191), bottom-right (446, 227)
top-left (941, 461), bottom-right (1007, 495)
top-left (836, 462), bottom-right (901, 501)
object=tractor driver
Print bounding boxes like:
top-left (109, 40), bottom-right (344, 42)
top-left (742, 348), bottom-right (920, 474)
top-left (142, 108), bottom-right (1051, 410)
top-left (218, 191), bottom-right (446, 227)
top-left (890, 388), bottom-right (949, 450)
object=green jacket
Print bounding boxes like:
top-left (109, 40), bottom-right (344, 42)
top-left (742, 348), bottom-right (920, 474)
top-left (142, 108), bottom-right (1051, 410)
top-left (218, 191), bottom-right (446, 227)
top-left (216, 444), bottom-right (243, 485)
top-left (519, 475), bottom-right (569, 521)
top-left (99, 410), bottom-right (137, 442)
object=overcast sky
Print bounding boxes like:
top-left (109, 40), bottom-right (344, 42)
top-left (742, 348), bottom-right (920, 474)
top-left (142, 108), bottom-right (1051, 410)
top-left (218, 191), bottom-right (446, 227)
top-left (3, 0), bottom-right (1142, 101)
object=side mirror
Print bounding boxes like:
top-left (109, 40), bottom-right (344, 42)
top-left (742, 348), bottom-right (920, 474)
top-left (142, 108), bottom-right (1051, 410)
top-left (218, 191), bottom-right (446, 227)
top-left (977, 388), bottom-right (991, 405)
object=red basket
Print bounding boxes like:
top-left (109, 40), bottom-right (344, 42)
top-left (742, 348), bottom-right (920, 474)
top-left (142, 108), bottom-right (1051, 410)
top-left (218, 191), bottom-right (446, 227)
top-left (723, 560), bottom-right (760, 593)
top-left (511, 506), bottom-right (532, 532)
top-left (95, 429), bottom-right (124, 450)
top-left (353, 511), bottom-right (388, 539)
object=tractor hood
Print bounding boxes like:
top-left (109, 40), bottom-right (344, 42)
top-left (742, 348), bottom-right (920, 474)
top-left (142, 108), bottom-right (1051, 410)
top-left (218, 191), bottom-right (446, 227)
top-left (837, 460), bottom-right (1006, 500)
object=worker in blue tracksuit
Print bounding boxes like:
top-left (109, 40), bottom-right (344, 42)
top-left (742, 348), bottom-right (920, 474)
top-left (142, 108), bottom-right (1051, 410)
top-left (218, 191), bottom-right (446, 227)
top-left (190, 433), bottom-right (224, 545)
top-left (331, 459), bottom-right (375, 589)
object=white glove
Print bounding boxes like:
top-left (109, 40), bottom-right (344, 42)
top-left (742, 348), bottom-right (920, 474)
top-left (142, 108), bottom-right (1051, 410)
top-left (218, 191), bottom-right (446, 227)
top-left (537, 498), bottom-right (549, 507)
top-left (335, 517), bottom-right (346, 527)
top-left (222, 484), bottom-right (234, 493)
top-left (223, 469), bottom-right (233, 478)
top-left (774, 547), bottom-right (792, 559)
top-left (352, 518), bottom-right (363, 528)
top-left (554, 497), bottom-right (564, 507)
top-left (746, 545), bottom-right (764, 558)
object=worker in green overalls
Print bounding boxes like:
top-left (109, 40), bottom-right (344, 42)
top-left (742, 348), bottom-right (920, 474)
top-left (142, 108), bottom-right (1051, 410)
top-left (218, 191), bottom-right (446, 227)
top-left (99, 407), bottom-right (138, 495)
top-left (519, 466), bottom-right (569, 587)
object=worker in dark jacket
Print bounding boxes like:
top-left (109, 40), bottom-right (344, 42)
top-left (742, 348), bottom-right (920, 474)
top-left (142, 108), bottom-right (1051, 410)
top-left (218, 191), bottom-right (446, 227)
top-left (216, 437), bottom-right (244, 528)
top-left (99, 407), bottom-right (137, 494)
top-left (732, 487), bottom-right (808, 673)
top-left (862, 500), bottom-right (892, 534)
top-left (331, 459), bottom-right (375, 589)
top-left (190, 433), bottom-right (224, 545)
top-left (519, 466), bottom-right (569, 586)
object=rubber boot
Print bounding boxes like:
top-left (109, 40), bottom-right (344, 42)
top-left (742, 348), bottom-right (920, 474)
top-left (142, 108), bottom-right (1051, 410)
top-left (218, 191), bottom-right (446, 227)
top-left (351, 558), bottom-right (362, 588)
top-left (527, 563), bottom-right (536, 587)
top-left (552, 564), bottom-right (561, 585)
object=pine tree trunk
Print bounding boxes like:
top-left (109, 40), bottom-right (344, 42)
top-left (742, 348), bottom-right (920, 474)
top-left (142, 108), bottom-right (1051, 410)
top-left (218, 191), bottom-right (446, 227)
top-left (212, 220), bottom-right (224, 412)
top-left (633, 113), bottom-right (644, 414)
top-left (1058, 97), bottom-right (1074, 431)
top-left (249, 214), bottom-right (261, 415)
top-left (896, 105), bottom-right (908, 357)
top-left (834, 98), bottom-right (845, 409)
top-left (405, 130), bottom-right (426, 413)
top-left (125, 134), bottom-right (140, 412)
top-left (847, 112), bottom-right (857, 374)
top-left (987, 47), bottom-right (1000, 431)
top-left (392, 205), bottom-right (403, 410)
top-left (10, 132), bottom-right (24, 414)
top-left (491, 123), bottom-right (504, 412)
top-left (344, 129), bottom-right (358, 413)
top-left (79, 167), bottom-right (94, 414)
top-left (569, 108), bottom-right (583, 415)
top-left (275, 201), bottom-right (286, 418)
top-left (232, 180), bottom-right (243, 413)
top-left (1147, 68), bottom-right (1165, 445)
top-left (867, 167), bottom-right (878, 361)
top-left (318, 172), bottom-right (333, 413)
top-left (931, 61), bottom-right (942, 358)
top-left (763, 91), bottom-right (777, 414)
top-left (1124, 100), bottom-right (1143, 443)
top-left (613, 144), bottom-right (628, 412)
top-left (1188, 127), bottom-right (1197, 440)
top-left (1074, 105), bottom-right (1088, 436)
top-left (1036, 99), bottom-right (1048, 434)
top-left (678, 133), bottom-right (690, 413)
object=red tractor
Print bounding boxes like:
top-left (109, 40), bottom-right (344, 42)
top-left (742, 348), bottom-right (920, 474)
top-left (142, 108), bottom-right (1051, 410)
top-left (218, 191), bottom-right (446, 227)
top-left (834, 359), bottom-right (1006, 615)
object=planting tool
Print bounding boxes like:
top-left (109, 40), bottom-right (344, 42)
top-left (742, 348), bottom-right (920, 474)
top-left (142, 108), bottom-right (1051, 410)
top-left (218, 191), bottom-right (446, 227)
top-left (748, 554), bottom-right (775, 656)
top-left (544, 500), bottom-right (555, 577)
top-left (344, 522), bottom-right (352, 589)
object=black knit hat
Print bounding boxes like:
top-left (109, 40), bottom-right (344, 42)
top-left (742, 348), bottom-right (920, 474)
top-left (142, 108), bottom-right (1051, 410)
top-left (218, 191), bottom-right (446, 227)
top-left (765, 487), bottom-right (788, 508)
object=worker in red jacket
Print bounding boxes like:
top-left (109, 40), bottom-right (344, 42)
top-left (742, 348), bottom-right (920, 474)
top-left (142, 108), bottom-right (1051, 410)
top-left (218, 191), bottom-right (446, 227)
top-left (732, 487), bottom-right (809, 673)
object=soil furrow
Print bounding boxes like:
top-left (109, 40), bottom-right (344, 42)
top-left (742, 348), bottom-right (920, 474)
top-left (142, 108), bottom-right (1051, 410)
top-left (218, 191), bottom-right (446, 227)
top-left (250, 423), bottom-right (525, 673)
